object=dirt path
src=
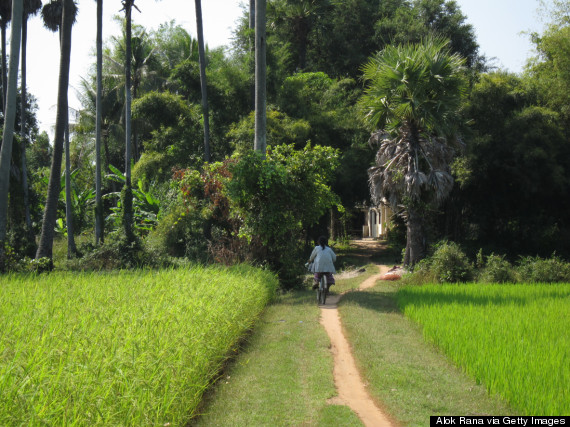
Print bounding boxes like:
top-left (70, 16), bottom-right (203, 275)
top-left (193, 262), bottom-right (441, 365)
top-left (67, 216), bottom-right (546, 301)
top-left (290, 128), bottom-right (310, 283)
top-left (320, 241), bottom-right (395, 427)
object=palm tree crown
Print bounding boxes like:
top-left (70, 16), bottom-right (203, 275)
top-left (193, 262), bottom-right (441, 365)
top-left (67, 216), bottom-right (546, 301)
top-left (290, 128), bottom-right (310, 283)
top-left (360, 36), bottom-right (466, 136)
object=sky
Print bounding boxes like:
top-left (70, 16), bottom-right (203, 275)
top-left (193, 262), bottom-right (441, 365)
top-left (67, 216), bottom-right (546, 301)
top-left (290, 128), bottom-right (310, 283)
top-left (23, 0), bottom-right (546, 137)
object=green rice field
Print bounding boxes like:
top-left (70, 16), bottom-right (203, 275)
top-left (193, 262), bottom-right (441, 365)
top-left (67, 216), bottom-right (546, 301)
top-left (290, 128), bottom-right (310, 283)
top-left (0, 265), bottom-right (277, 426)
top-left (397, 283), bottom-right (570, 415)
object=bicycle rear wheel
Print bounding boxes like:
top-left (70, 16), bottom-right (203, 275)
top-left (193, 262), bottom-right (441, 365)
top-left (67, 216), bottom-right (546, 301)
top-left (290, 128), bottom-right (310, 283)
top-left (319, 275), bottom-right (327, 305)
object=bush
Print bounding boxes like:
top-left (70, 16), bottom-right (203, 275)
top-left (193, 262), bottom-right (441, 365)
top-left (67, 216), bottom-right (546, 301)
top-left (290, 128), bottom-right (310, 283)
top-left (73, 231), bottom-right (168, 270)
top-left (147, 206), bottom-right (208, 262)
top-left (478, 253), bottom-right (518, 283)
top-left (226, 145), bottom-right (341, 288)
top-left (429, 241), bottom-right (474, 283)
top-left (516, 255), bottom-right (570, 283)
top-left (399, 258), bottom-right (437, 286)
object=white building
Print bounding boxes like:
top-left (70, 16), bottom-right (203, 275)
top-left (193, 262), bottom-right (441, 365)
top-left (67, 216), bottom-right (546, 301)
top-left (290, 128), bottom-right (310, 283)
top-left (361, 202), bottom-right (392, 239)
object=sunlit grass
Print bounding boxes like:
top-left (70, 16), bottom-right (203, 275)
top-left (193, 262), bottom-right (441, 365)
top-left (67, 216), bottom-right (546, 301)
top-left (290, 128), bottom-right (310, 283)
top-left (0, 265), bottom-right (277, 425)
top-left (397, 283), bottom-right (570, 415)
top-left (194, 289), bottom-right (364, 426)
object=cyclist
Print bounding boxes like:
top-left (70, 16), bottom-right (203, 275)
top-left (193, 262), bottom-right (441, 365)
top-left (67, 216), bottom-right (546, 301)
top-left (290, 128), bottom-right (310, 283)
top-left (308, 236), bottom-right (336, 290)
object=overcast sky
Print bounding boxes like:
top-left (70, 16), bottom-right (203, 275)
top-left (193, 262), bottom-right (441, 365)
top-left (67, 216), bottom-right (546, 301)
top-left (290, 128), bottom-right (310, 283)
top-left (23, 0), bottom-right (545, 137)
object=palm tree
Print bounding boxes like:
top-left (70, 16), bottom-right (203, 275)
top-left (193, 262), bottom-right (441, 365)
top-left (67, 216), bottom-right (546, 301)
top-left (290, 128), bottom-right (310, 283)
top-left (0, 0), bottom-right (11, 114)
top-left (254, 0), bottom-right (267, 156)
top-left (0, 0), bottom-right (22, 269)
top-left (40, 0), bottom-right (78, 259)
top-left (95, 0), bottom-right (103, 244)
top-left (36, 0), bottom-right (78, 261)
top-left (102, 21), bottom-right (157, 161)
top-left (121, 0), bottom-right (138, 242)
top-left (194, 0), bottom-right (210, 161)
top-left (249, 0), bottom-right (254, 111)
top-left (360, 37), bottom-right (466, 267)
top-left (268, 0), bottom-right (329, 71)
top-left (20, 0), bottom-right (43, 250)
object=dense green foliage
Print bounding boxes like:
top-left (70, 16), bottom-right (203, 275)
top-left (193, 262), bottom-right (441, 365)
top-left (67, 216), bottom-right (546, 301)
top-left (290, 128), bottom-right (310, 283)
top-left (397, 283), bottom-right (570, 415)
top-left (0, 265), bottom-right (277, 425)
top-left (403, 240), bottom-right (570, 285)
top-left (459, 72), bottom-right (570, 256)
top-left (153, 144), bottom-right (341, 286)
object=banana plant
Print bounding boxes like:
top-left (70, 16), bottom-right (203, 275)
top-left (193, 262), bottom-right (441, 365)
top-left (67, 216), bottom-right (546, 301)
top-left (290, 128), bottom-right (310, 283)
top-left (104, 164), bottom-right (161, 234)
top-left (42, 169), bottom-right (95, 236)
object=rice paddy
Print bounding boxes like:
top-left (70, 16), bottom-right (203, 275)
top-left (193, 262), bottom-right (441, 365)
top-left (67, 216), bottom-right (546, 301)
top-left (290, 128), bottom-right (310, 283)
top-left (397, 283), bottom-right (570, 415)
top-left (0, 265), bottom-right (277, 425)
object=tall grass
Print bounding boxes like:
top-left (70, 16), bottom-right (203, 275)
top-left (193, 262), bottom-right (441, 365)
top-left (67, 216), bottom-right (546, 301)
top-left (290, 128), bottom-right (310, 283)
top-left (397, 283), bottom-right (570, 415)
top-left (0, 265), bottom-right (277, 425)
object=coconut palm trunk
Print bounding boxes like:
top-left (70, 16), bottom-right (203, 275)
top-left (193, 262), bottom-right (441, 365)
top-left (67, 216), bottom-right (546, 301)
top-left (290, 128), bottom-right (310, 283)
top-left (0, 0), bottom-right (10, 115)
top-left (95, 0), bottom-right (104, 244)
top-left (20, 6), bottom-right (35, 248)
top-left (36, 0), bottom-right (75, 261)
top-left (249, 0), bottom-right (255, 111)
top-left (64, 122), bottom-right (77, 258)
top-left (254, 0), bottom-right (267, 156)
top-left (0, 0), bottom-right (22, 268)
top-left (122, 0), bottom-right (135, 242)
top-left (195, 0), bottom-right (210, 162)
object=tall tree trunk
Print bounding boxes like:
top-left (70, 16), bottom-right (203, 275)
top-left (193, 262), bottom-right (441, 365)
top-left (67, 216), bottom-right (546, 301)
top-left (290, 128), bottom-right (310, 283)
top-left (402, 122), bottom-right (426, 267)
top-left (296, 20), bottom-right (309, 70)
top-left (95, 0), bottom-right (104, 245)
top-left (123, 0), bottom-right (134, 242)
top-left (254, 0), bottom-right (267, 156)
top-left (249, 0), bottom-right (255, 111)
top-left (404, 206), bottom-right (425, 267)
top-left (132, 78), bottom-right (139, 161)
top-left (195, 0), bottom-right (210, 162)
top-left (20, 14), bottom-right (35, 250)
top-left (0, 0), bottom-right (22, 268)
top-left (64, 122), bottom-right (77, 258)
top-left (36, 0), bottom-right (74, 261)
top-left (1, 21), bottom-right (7, 114)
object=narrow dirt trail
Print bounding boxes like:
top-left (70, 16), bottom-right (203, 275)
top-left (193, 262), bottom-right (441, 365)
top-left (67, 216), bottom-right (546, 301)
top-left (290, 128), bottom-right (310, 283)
top-left (320, 240), bottom-right (396, 426)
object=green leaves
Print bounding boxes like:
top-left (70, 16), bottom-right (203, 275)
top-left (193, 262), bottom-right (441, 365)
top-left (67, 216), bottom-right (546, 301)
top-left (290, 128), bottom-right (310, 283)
top-left (360, 36), bottom-right (466, 135)
top-left (105, 166), bottom-right (161, 234)
top-left (227, 144), bottom-right (341, 245)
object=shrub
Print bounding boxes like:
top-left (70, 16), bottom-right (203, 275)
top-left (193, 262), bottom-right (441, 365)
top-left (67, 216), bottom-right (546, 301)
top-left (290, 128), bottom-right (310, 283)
top-left (28, 257), bottom-right (54, 273)
top-left (226, 145), bottom-right (341, 288)
top-left (478, 253), bottom-right (518, 283)
top-left (429, 241), bottom-right (474, 283)
top-left (516, 255), bottom-right (570, 283)
top-left (74, 231), bottom-right (168, 270)
top-left (147, 206), bottom-right (208, 262)
top-left (399, 258), bottom-right (437, 286)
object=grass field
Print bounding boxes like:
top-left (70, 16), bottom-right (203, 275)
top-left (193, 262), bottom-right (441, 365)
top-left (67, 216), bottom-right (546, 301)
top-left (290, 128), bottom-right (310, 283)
top-left (194, 289), bottom-right (364, 426)
top-left (397, 283), bottom-right (570, 415)
top-left (0, 265), bottom-right (277, 426)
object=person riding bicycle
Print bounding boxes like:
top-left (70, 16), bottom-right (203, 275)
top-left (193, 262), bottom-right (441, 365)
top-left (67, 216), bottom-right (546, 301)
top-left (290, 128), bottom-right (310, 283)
top-left (308, 236), bottom-right (336, 290)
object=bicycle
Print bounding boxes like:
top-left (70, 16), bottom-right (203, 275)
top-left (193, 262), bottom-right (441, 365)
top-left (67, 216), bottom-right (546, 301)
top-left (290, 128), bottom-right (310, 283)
top-left (317, 274), bottom-right (328, 305)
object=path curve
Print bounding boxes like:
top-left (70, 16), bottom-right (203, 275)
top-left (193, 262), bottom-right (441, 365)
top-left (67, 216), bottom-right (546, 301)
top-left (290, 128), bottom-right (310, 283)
top-left (320, 264), bottom-right (395, 427)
